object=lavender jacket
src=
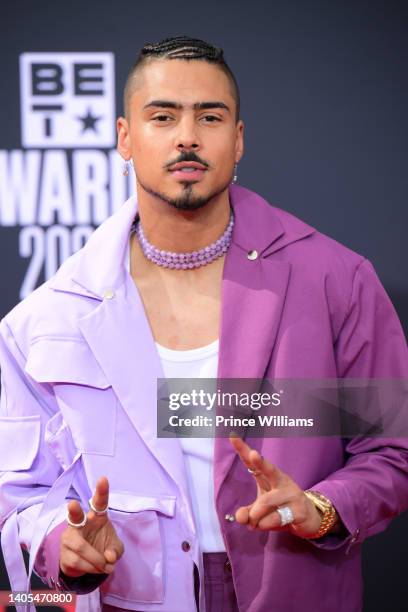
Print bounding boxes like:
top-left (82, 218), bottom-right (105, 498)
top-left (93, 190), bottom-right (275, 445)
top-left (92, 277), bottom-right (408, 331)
top-left (0, 184), bottom-right (407, 612)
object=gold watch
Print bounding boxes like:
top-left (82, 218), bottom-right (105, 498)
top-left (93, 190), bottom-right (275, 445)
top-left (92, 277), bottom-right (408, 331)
top-left (303, 490), bottom-right (338, 539)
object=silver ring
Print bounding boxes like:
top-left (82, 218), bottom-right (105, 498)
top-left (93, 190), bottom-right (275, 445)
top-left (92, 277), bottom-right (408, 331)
top-left (89, 497), bottom-right (109, 515)
top-left (247, 467), bottom-right (262, 476)
top-left (66, 511), bottom-right (87, 528)
top-left (276, 506), bottom-right (294, 526)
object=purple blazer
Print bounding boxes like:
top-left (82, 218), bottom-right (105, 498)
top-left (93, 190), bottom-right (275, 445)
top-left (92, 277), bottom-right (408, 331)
top-left (0, 184), bottom-right (407, 612)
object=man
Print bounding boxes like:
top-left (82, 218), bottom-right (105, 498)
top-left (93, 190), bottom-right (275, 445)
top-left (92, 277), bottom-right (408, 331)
top-left (0, 35), bottom-right (407, 612)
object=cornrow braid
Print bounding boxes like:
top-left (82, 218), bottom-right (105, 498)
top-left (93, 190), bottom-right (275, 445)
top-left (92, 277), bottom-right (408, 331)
top-left (140, 36), bottom-right (224, 61)
top-left (123, 35), bottom-right (240, 122)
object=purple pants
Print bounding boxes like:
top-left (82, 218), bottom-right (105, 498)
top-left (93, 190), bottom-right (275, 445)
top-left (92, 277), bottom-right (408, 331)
top-left (102, 552), bottom-right (239, 612)
top-left (199, 552), bottom-right (239, 611)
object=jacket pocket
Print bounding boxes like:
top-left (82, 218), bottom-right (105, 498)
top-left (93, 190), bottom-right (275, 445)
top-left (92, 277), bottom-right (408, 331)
top-left (100, 491), bottom-right (177, 605)
top-left (0, 415), bottom-right (41, 471)
top-left (25, 338), bottom-right (116, 456)
top-left (25, 337), bottom-right (110, 389)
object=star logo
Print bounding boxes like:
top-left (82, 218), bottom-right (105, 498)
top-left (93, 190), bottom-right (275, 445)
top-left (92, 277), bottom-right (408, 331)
top-left (76, 107), bottom-right (102, 133)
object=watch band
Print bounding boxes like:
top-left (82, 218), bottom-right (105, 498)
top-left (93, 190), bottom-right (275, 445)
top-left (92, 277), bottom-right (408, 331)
top-left (304, 489), bottom-right (338, 539)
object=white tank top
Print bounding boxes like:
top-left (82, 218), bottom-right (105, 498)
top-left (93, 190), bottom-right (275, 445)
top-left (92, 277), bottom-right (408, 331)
top-left (125, 237), bottom-right (225, 552)
top-left (156, 340), bottom-right (225, 553)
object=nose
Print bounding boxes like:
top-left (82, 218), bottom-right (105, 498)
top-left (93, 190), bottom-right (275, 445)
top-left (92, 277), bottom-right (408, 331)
top-left (175, 115), bottom-right (201, 151)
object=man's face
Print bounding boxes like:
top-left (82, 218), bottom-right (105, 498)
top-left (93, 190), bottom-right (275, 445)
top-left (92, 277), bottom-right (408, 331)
top-left (117, 59), bottom-right (244, 211)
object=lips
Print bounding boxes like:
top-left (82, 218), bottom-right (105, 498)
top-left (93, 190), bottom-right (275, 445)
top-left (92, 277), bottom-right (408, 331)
top-left (170, 162), bottom-right (205, 172)
top-left (168, 161), bottom-right (207, 181)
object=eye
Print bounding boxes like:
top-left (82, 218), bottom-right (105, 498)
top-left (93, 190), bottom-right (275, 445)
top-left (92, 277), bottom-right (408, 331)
top-left (152, 115), bottom-right (173, 122)
top-left (202, 115), bottom-right (221, 122)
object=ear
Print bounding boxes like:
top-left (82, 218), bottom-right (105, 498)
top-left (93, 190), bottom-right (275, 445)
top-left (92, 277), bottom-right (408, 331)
top-left (235, 119), bottom-right (244, 164)
top-left (116, 116), bottom-right (131, 160)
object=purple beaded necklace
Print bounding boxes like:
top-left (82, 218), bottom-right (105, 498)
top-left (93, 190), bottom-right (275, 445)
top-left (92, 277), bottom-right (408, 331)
top-left (134, 209), bottom-right (234, 269)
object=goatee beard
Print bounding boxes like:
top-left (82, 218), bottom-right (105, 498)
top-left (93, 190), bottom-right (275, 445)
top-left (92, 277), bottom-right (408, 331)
top-left (136, 178), bottom-right (231, 211)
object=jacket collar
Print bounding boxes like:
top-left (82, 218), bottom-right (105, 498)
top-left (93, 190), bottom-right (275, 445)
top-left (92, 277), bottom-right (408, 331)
top-left (49, 184), bottom-right (315, 298)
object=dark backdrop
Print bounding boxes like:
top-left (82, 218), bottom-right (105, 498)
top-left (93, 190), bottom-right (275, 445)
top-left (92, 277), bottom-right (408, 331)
top-left (0, 1), bottom-right (407, 610)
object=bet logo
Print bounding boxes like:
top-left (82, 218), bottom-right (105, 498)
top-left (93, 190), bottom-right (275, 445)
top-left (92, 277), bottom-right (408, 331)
top-left (20, 52), bottom-right (115, 148)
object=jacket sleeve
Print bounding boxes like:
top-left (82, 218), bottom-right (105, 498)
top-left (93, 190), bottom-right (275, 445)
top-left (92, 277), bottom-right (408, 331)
top-left (308, 258), bottom-right (408, 553)
top-left (0, 318), bottom-right (104, 594)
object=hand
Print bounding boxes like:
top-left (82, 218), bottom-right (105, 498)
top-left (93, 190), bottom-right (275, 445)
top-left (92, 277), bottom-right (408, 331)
top-left (60, 476), bottom-right (124, 578)
top-left (229, 436), bottom-right (333, 538)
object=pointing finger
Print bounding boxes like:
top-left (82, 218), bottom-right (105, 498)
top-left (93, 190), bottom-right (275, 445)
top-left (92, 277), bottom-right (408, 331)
top-left (67, 500), bottom-right (86, 527)
top-left (229, 435), bottom-right (258, 472)
top-left (91, 476), bottom-right (109, 514)
top-left (248, 450), bottom-right (281, 488)
top-left (229, 437), bottom-right (273, 491)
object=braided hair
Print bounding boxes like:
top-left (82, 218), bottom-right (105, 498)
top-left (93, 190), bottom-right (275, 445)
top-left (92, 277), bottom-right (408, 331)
top-left (123, 35), bottom-right (240, 122)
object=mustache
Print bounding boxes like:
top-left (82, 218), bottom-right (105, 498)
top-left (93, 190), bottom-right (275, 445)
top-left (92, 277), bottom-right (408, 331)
top-left (165, 151), bottom-right (210, 169)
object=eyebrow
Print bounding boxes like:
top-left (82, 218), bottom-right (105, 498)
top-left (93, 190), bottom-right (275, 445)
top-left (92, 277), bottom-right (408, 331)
top-left (142, 99), bottom-right (230, 113)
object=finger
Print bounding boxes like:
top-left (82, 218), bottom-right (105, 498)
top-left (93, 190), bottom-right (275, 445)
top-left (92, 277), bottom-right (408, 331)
top-left (91, 476), bottom-right (109, 513)
top-left (229, 435), bottom-right (252, 465)
top-left (247, 496), bottom-right (277, 527)
top-left (67, 500), bottom-right (86, 527)
top-left (255, 498), bottom-right (305, 532)
top-left (61, 528), bottom-right (110, 572)
top-left (104, 548), bottom-right (118, 564)
top-left (229, 436), bottom-right (261, 474)
top-left (61, 549), bottom-right (106, 576)
top-left (247, 493), bottom-right (294, 528)
top-left (229, 437), bottom-right (272, 481)
top-left (257, 511), bottom-right (287, 531)
top-left (234, 505), bottom-right (251, 525)
top-left (229, 436), bottom-right (271, 493)
top-left (104, 535), bottom-right (125, 564)
top-left (248, 485), bottom-right (298, 527)
top-left (248, 449), bottom-right (281, 488)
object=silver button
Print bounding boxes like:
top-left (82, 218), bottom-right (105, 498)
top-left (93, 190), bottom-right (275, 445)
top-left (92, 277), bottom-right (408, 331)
top-left (247, 250), bottom-right (258, 261)
top-left (103, 288), bottom-right (115, 299)
top-left (225, 513), bottom-right (235, 522)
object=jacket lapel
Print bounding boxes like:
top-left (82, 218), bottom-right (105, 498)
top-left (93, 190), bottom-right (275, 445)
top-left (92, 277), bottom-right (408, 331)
top-left (77, 277), bottom-right (190, 501)
top-left (214, 185), bottom-right (315, 501)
